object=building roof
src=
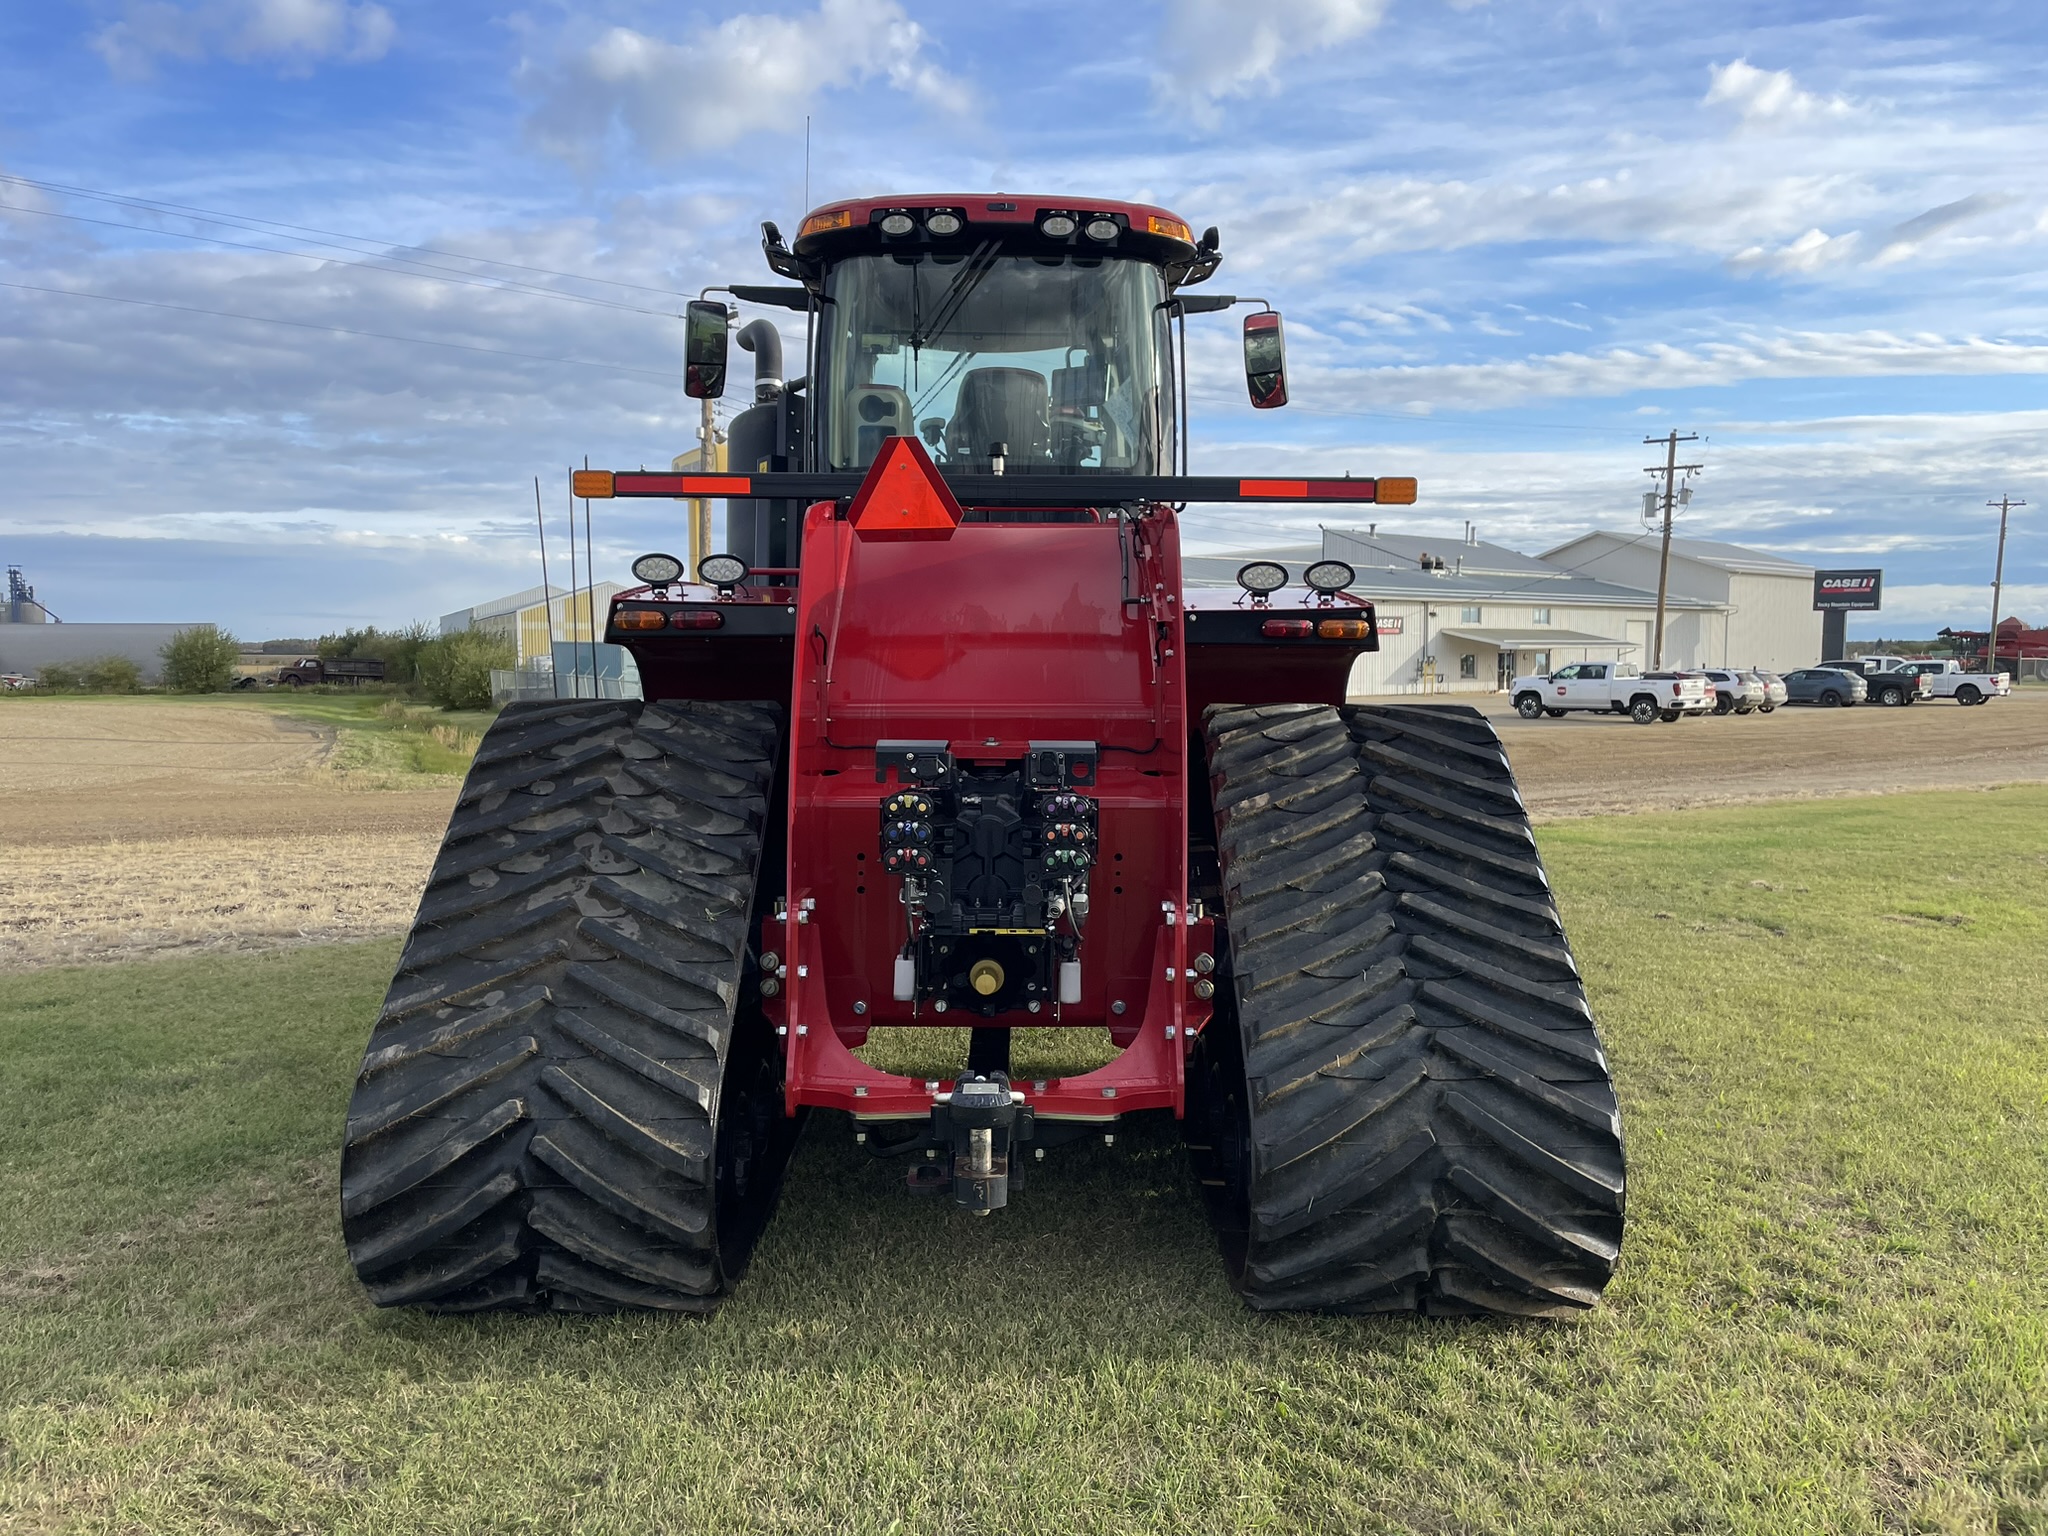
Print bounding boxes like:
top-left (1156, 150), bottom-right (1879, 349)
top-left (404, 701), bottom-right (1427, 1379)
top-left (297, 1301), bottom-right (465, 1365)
top-left (1322, 527), bottom-right (1558, 578)
top-left (1544, 531), bottom-right (1814, 578)
top-left (1438, 627), bottom-right (1637, 649)
top-left (1185, 546), bottom-right (1722, 610)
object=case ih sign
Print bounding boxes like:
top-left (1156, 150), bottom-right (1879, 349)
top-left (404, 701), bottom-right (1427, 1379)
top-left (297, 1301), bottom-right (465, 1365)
top-left (1814, 569), bottom-right (1883, 611)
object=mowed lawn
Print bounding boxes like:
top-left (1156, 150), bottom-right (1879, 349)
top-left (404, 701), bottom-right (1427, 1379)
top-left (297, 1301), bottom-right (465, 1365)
top-left (2, 788), bottom-right (2045, 1535)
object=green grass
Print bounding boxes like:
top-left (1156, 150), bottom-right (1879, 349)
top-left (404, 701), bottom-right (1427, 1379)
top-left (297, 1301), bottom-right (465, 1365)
top-left (3, 788), bottom-right (2046, 1534)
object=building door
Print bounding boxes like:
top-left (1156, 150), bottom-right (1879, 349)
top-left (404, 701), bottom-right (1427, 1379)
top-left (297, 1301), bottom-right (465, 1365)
top-left (1496, 651), bottom-right (1514, 690)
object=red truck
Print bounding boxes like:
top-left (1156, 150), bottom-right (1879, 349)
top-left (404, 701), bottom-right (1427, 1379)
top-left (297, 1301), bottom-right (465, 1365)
top-left (274, 657), bottom-right (386, 687)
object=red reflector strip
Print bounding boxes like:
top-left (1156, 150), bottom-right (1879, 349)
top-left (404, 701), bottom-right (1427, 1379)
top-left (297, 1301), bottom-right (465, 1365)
top-left (670, 610), bottom-right (724, 630)
top-left (1239, 478), bottom-right (1309, 498)
top-left (1306, 479), bottom-right (1378, 501)
top-left (1261, 619), bottom-right (1313, 638)
top-left (607, 473), bottom-right (755, 497)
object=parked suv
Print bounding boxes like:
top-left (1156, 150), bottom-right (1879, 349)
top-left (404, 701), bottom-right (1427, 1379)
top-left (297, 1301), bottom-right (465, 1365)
top-left (1783, 667), bottom-right (1868, 707)
top-left (1698, 668), bottom-right (1767, 715)
top-left (1748, 669), bottom-right (1788, 712)
top-left (1819, 656), bottom-right (1934, 707)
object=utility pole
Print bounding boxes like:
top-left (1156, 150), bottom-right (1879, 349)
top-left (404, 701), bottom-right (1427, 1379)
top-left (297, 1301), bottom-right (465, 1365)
top-left (1643, 431), bottom-right (1702, 669)
top-left (1986, 495), bottom-right (2024, 675)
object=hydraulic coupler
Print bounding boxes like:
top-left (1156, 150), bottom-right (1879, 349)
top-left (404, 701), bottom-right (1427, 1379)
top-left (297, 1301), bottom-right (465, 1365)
top-left (929, 1072), bottom-right (1033, 1216)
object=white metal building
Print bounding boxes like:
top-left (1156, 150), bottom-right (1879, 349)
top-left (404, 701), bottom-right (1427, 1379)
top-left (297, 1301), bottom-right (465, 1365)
top-left (1187, 524), bottom-right (1812, 696)
top-left (1541, 532), bottom-right (1821, 674)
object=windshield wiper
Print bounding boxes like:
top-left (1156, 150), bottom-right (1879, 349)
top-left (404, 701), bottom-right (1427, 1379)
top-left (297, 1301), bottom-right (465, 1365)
top-left (911, 241), bottom-right (1000, 355)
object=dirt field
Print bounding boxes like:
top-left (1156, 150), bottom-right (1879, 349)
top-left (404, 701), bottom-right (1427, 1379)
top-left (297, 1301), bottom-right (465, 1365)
top-left (0, 700), bottom-right (455, 970)
top-left (1472, 687), bottom-right (2048, 819)
top-left (4, 690), bottom-right (2044, 970)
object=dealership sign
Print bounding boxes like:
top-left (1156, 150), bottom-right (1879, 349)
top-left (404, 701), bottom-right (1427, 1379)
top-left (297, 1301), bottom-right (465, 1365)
top-left (1376, 615), bottom-right (1404, 636)
top-left (1813, 569), bottom-right (1882, 611)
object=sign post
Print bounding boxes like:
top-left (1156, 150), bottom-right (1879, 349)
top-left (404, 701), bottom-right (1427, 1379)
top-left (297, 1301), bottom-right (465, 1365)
top-left (1813, 569), bottom-right (1882, 660)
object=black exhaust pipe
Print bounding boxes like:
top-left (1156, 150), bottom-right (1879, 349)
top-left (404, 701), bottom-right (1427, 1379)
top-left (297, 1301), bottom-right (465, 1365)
top-left (736, 319), bottom-right (783, 403)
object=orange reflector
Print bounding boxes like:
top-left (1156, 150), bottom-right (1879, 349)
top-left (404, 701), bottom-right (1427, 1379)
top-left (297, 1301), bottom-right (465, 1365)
top-left (612, 607), bottom-right (666, 631)
top-left (1261, 619), bottom-right (1313, 638)
top-left (572, 470), bottom-right (614, 499)
top-left (1376, 476), bottom-right (1418, 505)
top-left (848, 435), bottom-right (963, 543)
top-left (799, 208), bottom-right (853, 238)
top-left (1147, 215), bottom-right (1193, 242)
top-left (1317, 619), bottom-right (1371, 640)
top-left (1240, 478), bottom-right (1308, 498)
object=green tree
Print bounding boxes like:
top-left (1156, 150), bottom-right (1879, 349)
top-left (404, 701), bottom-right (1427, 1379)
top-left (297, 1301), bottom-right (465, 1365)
top-left (161, 625), bottom-right (241, 693)
top-left (417, 628), bottom-right (513, 710)
top-left (37, 656), bottom-right (142, 693)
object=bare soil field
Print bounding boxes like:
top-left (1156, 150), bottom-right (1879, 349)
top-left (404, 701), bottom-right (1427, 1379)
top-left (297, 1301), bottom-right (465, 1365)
top-left (1387, 687), bottom-right (2048, 820)
top-left (1, 699), bottom-right (455, 970)
top-left (4, 691), bottom-right (2043, 970)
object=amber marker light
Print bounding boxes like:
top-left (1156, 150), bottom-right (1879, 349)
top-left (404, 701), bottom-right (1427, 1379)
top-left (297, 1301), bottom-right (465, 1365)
top-left (1147, 215), bottom-right (1193, 242)
top-left (571, 470), bottom-right (614, 498)
top-left (612, 608), bottom-right (666, 631)
top-left (800, 209), bottom-right (853, 238)
top-left (1318, 619), bottom-right (1371, 640)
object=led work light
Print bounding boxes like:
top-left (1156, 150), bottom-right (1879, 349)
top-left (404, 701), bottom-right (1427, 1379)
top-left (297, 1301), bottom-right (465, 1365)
top-left (697, 554), bottom-right (749, 589)
top-left (1236, 561), bottom-right (1288, 596)
top-left (1302, 559), bottom-right (1356, 596)
top-left (631, 552), bottom-right (685, 585)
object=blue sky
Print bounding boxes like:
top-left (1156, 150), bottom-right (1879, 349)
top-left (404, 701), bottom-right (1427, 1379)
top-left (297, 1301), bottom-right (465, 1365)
top-left (2, 0), bottom-right (2043, 638)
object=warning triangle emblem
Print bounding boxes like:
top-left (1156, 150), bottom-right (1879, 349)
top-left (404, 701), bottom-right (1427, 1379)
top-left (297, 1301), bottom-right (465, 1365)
top-left (846, 436), bottom-right (964, 542)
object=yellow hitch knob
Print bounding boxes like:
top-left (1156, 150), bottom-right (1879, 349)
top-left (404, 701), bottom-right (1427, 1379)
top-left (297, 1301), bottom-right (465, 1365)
top-left (968, 959), bottom-right (1005, 997)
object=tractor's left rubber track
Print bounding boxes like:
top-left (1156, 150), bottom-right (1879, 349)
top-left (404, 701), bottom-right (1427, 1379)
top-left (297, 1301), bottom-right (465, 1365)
top-left (340, 698), bottom-right (794, 1314)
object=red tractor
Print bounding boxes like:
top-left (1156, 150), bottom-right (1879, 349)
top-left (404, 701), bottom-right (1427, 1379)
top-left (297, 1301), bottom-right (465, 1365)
top-left (341, 196), bottom-right (1625, 1317)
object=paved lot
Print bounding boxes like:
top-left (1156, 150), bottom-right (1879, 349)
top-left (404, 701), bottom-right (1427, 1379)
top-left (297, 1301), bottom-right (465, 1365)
top-left (1361, 687), bottom-right (2048, 818)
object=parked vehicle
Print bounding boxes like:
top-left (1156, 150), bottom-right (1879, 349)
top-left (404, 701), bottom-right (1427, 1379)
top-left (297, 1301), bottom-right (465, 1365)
top-left (1819, 656), bottom-right (1933, 707)
top-left (1, 672), bottom-right (32, 692)
top-left (1698, 668), bottom-right (1766, 715)
top-left (1747, 669), bottom-right (1787, 712)
top-left (1783, 667), bottom-right (1868, 707)
top-left (274, 656), bottom-right (386, 687)
top-left (1512, 661), bottom-right (1712, 724)
top-left (1900, 658), bottom-right (2010, 705)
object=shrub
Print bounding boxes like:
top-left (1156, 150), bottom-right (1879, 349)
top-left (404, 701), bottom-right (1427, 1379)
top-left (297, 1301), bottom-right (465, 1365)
top-left (417, 628), bottom-right (513, 711)
top-left (35, 656), bottom-right (142, 693)
top-left (161, 625), bottom-right (241, 693)
top-left (318, 623), bottom-right (433, 689)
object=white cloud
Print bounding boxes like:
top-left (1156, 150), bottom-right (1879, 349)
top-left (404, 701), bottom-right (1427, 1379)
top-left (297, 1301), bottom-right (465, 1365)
top-left (1703, 59), bottom-right (1850, 126)
top-left (1158, 0), bottom-right (1390, 107)
top-left (1730, 194), bottom-right (2018, 277)
top-left (524, 0), bottom-right (967, 167)
top-left (90, 0), bottom-right (394, 78)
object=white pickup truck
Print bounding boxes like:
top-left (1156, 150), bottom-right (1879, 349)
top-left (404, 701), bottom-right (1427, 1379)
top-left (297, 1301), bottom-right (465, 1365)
top-left (1899, 658), bottom-right (2011, 705)
top-left (1512, 662), bottom-right (1713, 725)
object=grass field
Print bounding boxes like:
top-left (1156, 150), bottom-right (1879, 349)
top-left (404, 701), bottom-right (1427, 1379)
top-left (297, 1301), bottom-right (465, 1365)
top-left (3, 787), bottom-right (2045, 1534)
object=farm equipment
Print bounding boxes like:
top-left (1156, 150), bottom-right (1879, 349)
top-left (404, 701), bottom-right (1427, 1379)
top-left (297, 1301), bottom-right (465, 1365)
top-left (342, 196), bottom-right (1625, 1318)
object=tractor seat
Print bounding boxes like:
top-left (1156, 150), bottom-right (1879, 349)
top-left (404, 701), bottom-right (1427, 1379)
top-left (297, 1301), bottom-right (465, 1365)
top-left (946, 367), bottom-right (1051, 467)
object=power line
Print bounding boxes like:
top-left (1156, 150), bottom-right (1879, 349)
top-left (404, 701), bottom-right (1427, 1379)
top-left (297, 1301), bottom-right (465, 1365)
top-left (0, 199), bottom-right (676, 317)
top-left (0, 170), bottom-right (697, 300)
top-left (0, 278), bottom-right (681, 381)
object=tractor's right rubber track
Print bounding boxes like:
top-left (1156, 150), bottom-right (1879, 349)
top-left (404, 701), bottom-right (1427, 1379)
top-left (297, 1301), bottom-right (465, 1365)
top-left (1193, 703), bottom-right (1625, 1316)
top-left (340, 697), bottom-right (793, 1314)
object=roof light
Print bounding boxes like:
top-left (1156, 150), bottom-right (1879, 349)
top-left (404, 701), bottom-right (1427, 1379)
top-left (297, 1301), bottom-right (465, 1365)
top-left (925, 211), bottom-right (963, 236)
top-left (799, 209), bottom-right (852, 238)
top-left (1317, 618), bottom-right (1371, 640)
top-left (1084, 217), bottom-right (1119, 242)
top-left (1261, 618), bottom-right (1312, 638)
top-left (697, 553), bottom-right (749, 588)
top-left (631, 552), bottom-right (684, 585)
top-left (670, 609), bottom-right (724, 630)
top-left (1303, 560), bottom-right (1356, 596)
top-left (1040, 213), bottom-right (1078, 238)
top-left (879, 212), bottom-right (916, 236)
top-left (613, 607), bottom-right (667, 632)
top-left (1237, 561), bottom-right (1288, 596)
top-left (1147, 215), bottom-right (1193, 242)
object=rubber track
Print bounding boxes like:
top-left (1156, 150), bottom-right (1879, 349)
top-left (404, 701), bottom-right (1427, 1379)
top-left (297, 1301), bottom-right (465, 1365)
top-left (1197, 703), bottom-right (1626, 1317)
top-left (340, 698), bottom-right (789, 1313)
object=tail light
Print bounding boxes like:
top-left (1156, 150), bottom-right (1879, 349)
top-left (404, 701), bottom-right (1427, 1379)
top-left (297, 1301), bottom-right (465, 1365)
top-left (1261, 619), bottom-right (1313, 638)
top-left (1671, 683), bottom-right (1682, 697)
top-left (1317, 619), bottom-right (1371, 640)
top-left (670, 610), bottom-right (724, 630)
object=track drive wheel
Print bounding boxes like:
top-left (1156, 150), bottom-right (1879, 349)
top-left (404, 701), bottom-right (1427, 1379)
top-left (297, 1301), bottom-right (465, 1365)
top-left (1188, 704), bottom-right (1626, 1317)
top-left (340, 699), bottom-right (795, 1314)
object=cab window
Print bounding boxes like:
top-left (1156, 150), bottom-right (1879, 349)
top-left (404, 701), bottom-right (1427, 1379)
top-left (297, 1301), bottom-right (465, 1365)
top-left (1550, 664), bottom-right (1581, 681)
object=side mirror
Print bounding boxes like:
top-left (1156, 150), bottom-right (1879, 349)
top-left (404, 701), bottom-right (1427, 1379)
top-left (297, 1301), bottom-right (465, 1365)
top-left (684, 300), bottom-right (730, 399)
top-left (1243, 310), bottom-right (1288, 409)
